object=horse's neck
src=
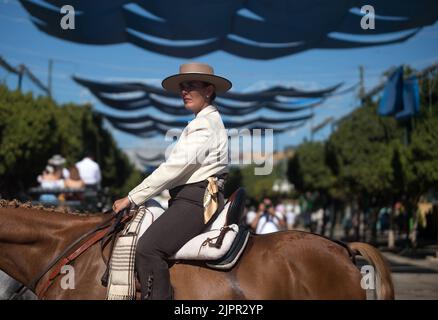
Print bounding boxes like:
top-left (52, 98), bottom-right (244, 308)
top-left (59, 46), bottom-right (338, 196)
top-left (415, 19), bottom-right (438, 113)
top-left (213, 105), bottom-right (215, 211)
top-left (0, 206), bottom-right (104, 287)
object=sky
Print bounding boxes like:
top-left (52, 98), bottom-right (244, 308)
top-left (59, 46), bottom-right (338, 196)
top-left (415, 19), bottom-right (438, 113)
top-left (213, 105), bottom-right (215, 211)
top-left (1, 0), bottom-right (438, 159)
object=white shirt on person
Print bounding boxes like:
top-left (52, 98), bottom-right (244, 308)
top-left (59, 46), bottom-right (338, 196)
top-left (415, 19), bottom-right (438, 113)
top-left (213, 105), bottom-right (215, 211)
top-left (128, 105), bottom-right (229, 206)
top-left (245, 209), bottom-right (256, 226)
top-left (76, 157), bottom-right (101, 185)
top-left (256, 212), bottom-right (284, 234)
top-left (40, 179), bottom-right (65, 189)
top-left (62, 168), bottom-right (70, 179)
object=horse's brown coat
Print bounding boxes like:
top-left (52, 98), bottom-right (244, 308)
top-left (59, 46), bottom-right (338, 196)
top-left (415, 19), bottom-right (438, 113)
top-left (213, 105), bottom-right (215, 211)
top-left (0, 202), bottom-right (394, 300)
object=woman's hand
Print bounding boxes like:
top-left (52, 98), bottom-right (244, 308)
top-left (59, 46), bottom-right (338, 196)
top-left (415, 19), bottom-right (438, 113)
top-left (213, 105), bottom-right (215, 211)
top-left (112, 196), bottom-right (131, 213)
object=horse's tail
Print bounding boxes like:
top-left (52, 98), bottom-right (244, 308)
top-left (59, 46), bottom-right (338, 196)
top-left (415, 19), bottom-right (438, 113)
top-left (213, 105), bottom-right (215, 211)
top-left (349, 242), bottom-right (394, 300)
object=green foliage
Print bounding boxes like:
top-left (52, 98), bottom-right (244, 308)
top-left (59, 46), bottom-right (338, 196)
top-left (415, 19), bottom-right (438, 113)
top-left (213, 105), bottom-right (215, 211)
top-left (288, 69), bottom-right (438, 223)
top-left (0, 85), bottom-right (142, 198)
top-left (223, 166), bottom-right (243, 198)
top-left (241, 163), bottom-right (282, 200)
top-left (326, 104), bottom-right (401, 199)
top-left (287, 141), bottom-right (335, 193)
top-left (411, 111), bottom-right (438, 186)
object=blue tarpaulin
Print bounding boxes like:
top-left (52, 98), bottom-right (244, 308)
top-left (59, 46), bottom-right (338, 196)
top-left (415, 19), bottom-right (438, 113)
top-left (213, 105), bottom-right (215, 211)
top-left (378, 66), bottom-right (420, 120)
top-left (72, 75), bottom-right (347, 116)
top-left (19, 0), bottom-right (438, 60)
top-left (396, 76), bottom-right (420, 120)
top-left (378, 66), bottom-right (404, 116)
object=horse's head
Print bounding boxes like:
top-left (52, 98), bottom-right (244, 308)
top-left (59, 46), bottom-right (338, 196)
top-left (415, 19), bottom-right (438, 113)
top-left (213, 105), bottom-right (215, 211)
top-left (0, 200), bottom-right (105, 291)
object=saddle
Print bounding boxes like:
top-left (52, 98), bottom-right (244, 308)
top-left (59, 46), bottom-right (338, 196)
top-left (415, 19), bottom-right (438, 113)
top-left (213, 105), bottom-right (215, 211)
top-left (176, 187), bottom-right (249, 268)
top-left (140, 187), bottom-right (250, 268)
top-left (107, 187), bottom-right (250, 299)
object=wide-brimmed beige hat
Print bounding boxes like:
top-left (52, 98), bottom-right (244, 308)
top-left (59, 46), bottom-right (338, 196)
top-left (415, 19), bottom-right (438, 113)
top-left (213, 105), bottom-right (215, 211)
top-left (162, 62), bottom-right (232, 93)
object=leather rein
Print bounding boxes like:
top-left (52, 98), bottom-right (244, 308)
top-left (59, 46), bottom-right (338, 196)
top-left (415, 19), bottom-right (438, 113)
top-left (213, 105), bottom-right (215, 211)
top-left (9, 208), bottom-right (133, 300)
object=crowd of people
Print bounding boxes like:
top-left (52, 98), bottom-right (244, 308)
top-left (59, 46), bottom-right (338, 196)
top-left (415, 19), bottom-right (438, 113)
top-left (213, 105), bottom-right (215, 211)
top-left (244, 197), bottom-right (302, 234)
top-left (36, 153), bottom-right (101, 203)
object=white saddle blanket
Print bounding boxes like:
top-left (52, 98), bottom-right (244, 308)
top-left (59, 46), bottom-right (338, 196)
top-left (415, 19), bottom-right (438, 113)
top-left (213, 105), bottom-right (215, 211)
top-left (138, 200), bottom-right (237, 261)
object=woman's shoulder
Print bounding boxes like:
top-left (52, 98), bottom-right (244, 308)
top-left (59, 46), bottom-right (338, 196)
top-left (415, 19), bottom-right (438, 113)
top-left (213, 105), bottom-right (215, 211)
top-left (187, 115), bottom-right (214, 132)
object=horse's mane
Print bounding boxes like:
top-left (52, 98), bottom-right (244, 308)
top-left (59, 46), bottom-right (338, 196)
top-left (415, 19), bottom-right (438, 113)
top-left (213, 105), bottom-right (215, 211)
top-left (0, 199), bottom-right (100, 217)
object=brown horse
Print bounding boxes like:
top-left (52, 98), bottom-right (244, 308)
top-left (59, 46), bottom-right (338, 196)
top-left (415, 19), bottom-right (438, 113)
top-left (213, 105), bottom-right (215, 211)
top-left (0, 200), bottom-right (394, 300)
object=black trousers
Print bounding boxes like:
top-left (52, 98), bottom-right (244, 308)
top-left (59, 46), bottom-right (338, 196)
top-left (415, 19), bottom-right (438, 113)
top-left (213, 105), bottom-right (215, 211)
top-left (135, 180), bottom-right (225, 300)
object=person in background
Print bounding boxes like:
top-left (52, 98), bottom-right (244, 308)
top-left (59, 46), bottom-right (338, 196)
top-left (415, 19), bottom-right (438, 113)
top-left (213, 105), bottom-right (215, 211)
top-left (76, 152), bottom-right (102, 188)
top-left (38, 165), bottom-right (64, 189)
top-left (275, 202), bottom-right (286, 222)
top-left (251, 201), bottom-right (286, 234)
top-left (37, 165), bottom-right (64, 203)
top-left (249, 202), bottom-right (266, 232)
top-left (48, 154), bottom-right (69, 179)
top-left (285, 199), bottom-right (300, 230)
top-left (245, 204), bottom-right (257, 228)
top-left (64, 166), bottom-right (85, 189)
top-left (63, 166), bottom-right (85, 202)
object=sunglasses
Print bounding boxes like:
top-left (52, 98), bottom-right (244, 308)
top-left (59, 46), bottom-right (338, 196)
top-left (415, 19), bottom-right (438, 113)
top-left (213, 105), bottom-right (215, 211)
top-left (179, 81), bottom-right (209, 92)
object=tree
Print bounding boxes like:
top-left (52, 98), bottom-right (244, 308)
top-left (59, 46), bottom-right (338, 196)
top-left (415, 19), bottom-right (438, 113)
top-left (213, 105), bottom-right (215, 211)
top-left (326, 102), bottom-right (402, 241)
top-left (287, 141), bottom-right (335, 193)
top-left (240, 163), bottom-right (283, 200)
top-left (287, 141), bottom-right (336, 234)
top-left (223, 166), bottom-right (243, 198)
top-left (0, 85), bottom-right (142, 200)
top-left (392, 107), bottom-right (438, 247)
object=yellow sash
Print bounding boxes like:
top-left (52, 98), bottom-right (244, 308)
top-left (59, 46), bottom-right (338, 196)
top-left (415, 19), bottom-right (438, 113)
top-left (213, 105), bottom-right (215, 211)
top-left (203, 177), bottom-right (219, 224)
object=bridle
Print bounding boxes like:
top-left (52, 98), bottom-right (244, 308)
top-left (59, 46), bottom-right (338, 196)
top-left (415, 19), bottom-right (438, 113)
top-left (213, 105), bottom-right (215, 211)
top-left (9, 208), bottom-right (132, 300)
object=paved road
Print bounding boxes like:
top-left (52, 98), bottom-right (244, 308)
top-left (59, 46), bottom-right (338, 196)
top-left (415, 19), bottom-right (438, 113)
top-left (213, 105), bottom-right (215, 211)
top-left (383, 252), bottom-right (438, 300)
top-left (392, 273), bottom-right (438, 299)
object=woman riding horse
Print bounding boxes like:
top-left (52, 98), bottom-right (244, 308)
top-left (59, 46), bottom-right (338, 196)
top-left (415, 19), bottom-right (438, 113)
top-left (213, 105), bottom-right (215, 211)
top-left (112, 63), bottom-right (231, 300)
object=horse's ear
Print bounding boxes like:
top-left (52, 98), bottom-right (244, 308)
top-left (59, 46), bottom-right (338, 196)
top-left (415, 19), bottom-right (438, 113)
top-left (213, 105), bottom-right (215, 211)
top-left (225, 188), bottom-right (247, 226)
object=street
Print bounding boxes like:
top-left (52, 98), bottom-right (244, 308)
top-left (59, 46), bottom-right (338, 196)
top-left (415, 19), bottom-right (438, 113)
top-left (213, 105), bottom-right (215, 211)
top-left (383, 252), bottom-right (438, 300)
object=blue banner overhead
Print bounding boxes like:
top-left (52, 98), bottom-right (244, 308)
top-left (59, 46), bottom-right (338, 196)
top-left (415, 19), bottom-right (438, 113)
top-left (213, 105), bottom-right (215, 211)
top-left (19, 0), bottom-right (438, 59)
